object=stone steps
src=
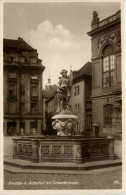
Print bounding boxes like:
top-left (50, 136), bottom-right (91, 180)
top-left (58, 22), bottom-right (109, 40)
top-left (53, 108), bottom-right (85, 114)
top-left (4, 157), bottom-right (122, 174)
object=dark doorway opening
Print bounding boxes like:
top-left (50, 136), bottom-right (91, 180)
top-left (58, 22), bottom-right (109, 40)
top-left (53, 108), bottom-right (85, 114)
top-left (20, 122), bottom-right (25, 134)
top-left (7, 122), bottom-right (16, 136)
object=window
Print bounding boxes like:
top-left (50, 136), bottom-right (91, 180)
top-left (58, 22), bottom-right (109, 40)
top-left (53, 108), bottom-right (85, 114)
top-left (31, 86), bottom-right (38, 96)
top-left (20, 86), bottom-right (25, 96)
top-left (104, 104), bottom-right (113, 127)
top-left (8, 57), bottom-right (16, 62)
top-left (8, 54), bottom-right (16, 62)
top-left (8, 72), bottom-right (16, 78)
top-left (19, 57), bottom-right (25, 63)
top-left (8, 102), bottom-right (16, 113)
top-left (31, 58), bottom-right (37, 64)
top-left (8, 85), bottom-right (16, 96)
top-left (74, 86), bottom-right (80, 95)
top-left (30, 122), bottom-right (37, 131)
top-left (102, 45), bottom-right (115, 88)
top-left (31, 103), bottom-right (38, 113)
top-left (74, 104), bottom-right (80, 113)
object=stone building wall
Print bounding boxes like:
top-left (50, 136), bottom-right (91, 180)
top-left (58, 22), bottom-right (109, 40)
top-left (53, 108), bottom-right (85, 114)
top-left (4, 38), bottom-right (45, 136)
top-left (88, 10), bottom-right (121, 137)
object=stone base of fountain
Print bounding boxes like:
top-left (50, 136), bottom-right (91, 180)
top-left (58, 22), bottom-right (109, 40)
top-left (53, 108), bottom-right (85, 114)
top-left (52, 110), bottom-right (78, 136)
top-left (13, 136), bottom-right (115, 164)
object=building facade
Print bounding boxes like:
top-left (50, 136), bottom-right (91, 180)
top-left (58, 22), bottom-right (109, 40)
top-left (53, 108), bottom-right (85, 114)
top-left (69, 62), bottom-right (92, 134)
top-left (4, 37), bottom-right (45, 136)
top-left (88, 10), bottom-right (121, 136)
top-left (42, 81), bottom-right (57, 135)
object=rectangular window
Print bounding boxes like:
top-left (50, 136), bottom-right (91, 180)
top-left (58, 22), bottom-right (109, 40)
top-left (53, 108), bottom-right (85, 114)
top-left (74, 104), bottom-right (80, 113)
top-left (30, 122), bottom-right (37, 131)
top-left (31, 58), bottom-right (37, 64)
top-left (8, 102), bottom-right (16, 113)
top-left (31, 86), bottom-right (38, 96)
top-left (74, 86), bottom-right (80, 96)
top-left (31, 103), bottom-right (38, 113)
top-left (8, 72), bottom-right (16, 78)
top-left (20, 86), bottom-right (25, 96)
top-left (8, 56), bottom-right (16, 62)
top-left (19, 57), bottom-right (25, 63)
top-left (103, 55), bottom-right (115, 88)
top-left (103, 56), bottom-right (109, 72)
top-left (8, 85), bottom-right (16, 96)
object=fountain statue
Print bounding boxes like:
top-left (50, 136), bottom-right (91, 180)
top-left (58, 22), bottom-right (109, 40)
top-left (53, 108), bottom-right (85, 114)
top-left (56, 69), bottom-right (70, 113)
top-left (52, 69), bottom-right (77, 136)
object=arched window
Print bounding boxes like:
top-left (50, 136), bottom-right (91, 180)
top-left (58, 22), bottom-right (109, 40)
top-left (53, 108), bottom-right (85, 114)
top-left (104, 104), bottom-right (113, 127)
top-left (102, 44), bottom-right (115, 88)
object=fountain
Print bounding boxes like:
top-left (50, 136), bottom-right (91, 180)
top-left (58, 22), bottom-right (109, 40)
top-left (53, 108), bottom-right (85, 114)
top-left (12, 70), bottom-right (115, 164)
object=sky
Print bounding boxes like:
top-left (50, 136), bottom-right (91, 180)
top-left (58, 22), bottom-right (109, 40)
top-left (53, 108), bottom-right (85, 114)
top-left (3, 2), bottom-right (120, 87)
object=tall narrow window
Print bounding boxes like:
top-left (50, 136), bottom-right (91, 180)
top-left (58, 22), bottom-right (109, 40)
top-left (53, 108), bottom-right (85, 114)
top-left (31, 86), bottom-right (38, 96)
top-left (104, 104), bottom-right (113, 127)
top-left (74, 86), bottom-right (80, 95)
top-left (102, 45), bottom-right (115, 88)
top-left (8, 85), bottom-right (16, 96)
top-left (31, 103), bottom-right (38, 113)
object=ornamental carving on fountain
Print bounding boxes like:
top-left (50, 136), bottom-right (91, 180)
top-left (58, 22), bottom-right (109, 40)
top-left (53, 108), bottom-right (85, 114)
top-left (97, 30), bottom-right (121, 52)
top-left (52, 69), bottom-right (78, 136)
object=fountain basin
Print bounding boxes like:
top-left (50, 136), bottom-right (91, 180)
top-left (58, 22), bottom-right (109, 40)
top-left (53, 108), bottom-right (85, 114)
top-left (13, 136), bottom-right (115, 164)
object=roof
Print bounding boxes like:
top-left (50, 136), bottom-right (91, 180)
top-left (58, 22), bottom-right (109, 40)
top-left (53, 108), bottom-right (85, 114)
top-left (3, 38), bottom-right (36, 51)
top-left (73, 62), bottom-right (92, 79)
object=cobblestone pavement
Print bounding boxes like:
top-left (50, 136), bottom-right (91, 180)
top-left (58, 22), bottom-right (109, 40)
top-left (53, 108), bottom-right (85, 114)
top-left (4, 167), bottom-right (122, 190)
